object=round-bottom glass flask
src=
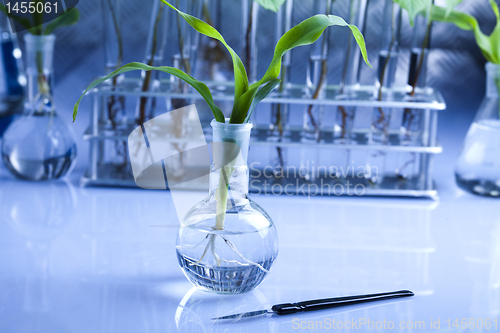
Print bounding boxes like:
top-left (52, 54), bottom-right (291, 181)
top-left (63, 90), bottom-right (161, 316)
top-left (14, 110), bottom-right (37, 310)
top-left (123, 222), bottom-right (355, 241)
top-left (1, 34), bottom-right (77, 181)
top-left (2, 111), bottom-right (77, 181)
top-left (176, 120), bottom-right (279, 294)
top-left (455, 63), bottom-right (500, 197)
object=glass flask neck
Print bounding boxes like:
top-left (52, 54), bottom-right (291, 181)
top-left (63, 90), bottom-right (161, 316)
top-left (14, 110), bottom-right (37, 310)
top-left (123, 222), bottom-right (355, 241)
top-left (209, 119), bottom-right (253, 201)
top-left (486, 62), bottom-right (500, 98)
top-left (209, 165), bottom-right (250, 202)
top-left (24, 34), bottom-right (55, 111)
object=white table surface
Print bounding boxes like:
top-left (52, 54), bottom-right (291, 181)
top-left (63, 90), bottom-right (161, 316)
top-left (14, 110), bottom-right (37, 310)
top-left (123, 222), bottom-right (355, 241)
top-left (0, 153), bottom-right (498, 333)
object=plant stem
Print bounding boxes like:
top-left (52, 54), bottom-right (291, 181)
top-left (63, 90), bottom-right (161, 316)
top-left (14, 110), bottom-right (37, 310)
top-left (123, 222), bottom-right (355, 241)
top-left (305, 0), bottom-right (333, 142)
top-left (106, 0), bottom-right (123, 68)
top-left (275, 66), bottom-right (286, 136)
top-left (202, 0), bottom-right (231, 79)
top-left (171, 0), bottom-right (192, 167)
top-left (176, 0), bottom-right (191, 77)
top-left (245, 2), bottom-right (254, 77)
top-left (337, 0), bottom-right (355, 139)
top-left (35, 50), bottom-right (49, 96)
top-left (495, 77), bottom-right (500, 119)
top-left (202, 0), bottom-right (213, 26)
top-left (30, 20), bottom-right (49, 98)
top-left (106, 0), bottom-right (124, 130)
top-left (306, 58), bottom-right (327, 138)
top-left (215, 167), bottom-right (231, 230)
top-left (375, 2), bottom-right (397, 138)
top-left (214, 139), bottom-right (242, 230)
top-left (274, 64), bottom-right (287, 170)
top-left (137, 3), bottom-right (164, 125)
top-left (402, 4), bottom-right (432, 135)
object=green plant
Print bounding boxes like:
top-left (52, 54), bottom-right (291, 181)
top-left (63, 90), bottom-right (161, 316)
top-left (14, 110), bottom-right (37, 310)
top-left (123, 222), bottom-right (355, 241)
top-left (137, 2), bottom-right (164, 125)
top-left (73, 0), bottom-right (370, 272)
top-left (74, 0), bottom-right (370, 124)
top-left (431, 0), bottom-right (500, 116)
top-left (431, 0), bottom-right (498, 64)
top-left (253, 0), bottom-right (286, 12)
top-left (103, 0), bottom-right (124, 131)
top-left (0, 4), bottom-right (79, 96)
top-left (374, 0), bottom-right (400, 140)
top-left (394, 1), bottom-right (464, 92)
top-left (394, 0), bottom-right (434, 141)
top-left (393, 0), bottom-right (463, 138)
top-left (305, 0), bottom-right (334, 143)
top-left (394, 0), bottom-right (463, 25)
top-left (73, 0), bottom-right (370, 233)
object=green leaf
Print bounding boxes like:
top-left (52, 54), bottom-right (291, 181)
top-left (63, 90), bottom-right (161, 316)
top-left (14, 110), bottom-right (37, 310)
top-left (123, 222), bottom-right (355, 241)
top-left (393, 0), bottom-right (430, 26)
top-left (160, 0), bottom-right (249, 109)
top-left (445, 0), bottom-right (463, 18)
top-left (0, 4), bottom-right (33, 31)
top-left (230, 14), bottom-right (371, 123)
top-left (244, 79), bottom-right (281, 123)
top-left (431, 4), bottom-right (500, 63)
top-left (253, 0), bottom-right (286, 12)
top-left (229, 78), bottom-right (281, 123)
top-left (44, 8), bottom-right (80, 35)
top-left (73, 62), bottom-right (225, 123)
top-left (256, 14), bottom-right (371, 90)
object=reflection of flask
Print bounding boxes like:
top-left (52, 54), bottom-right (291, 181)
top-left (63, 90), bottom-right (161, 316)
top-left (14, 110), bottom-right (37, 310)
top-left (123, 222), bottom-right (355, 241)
top-left (175, 287), bottom-right (274, 331)
top-left (455, 63), bottom-right (500, 197)
top-left (1, 180), bottom-right (75, 314)
top-left (0, 13), bottom-right (25, 136)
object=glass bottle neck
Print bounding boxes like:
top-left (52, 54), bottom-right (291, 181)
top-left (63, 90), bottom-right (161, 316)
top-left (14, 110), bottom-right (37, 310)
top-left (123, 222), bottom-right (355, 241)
top-left (24, 34), bottom-right (55, 107)
top-left (209, 119), bottom-right (253, 201)
top-left (209, 165), bottom-right (250, 202)
top-left (486, 62), bottom-right (500, 98)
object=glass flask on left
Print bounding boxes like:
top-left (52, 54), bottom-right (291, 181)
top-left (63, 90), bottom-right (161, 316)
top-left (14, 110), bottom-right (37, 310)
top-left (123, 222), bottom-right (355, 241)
top-left (1, 34), bottom-right (77, 181)
top-left (0, 13), bottom-right (25, 136)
